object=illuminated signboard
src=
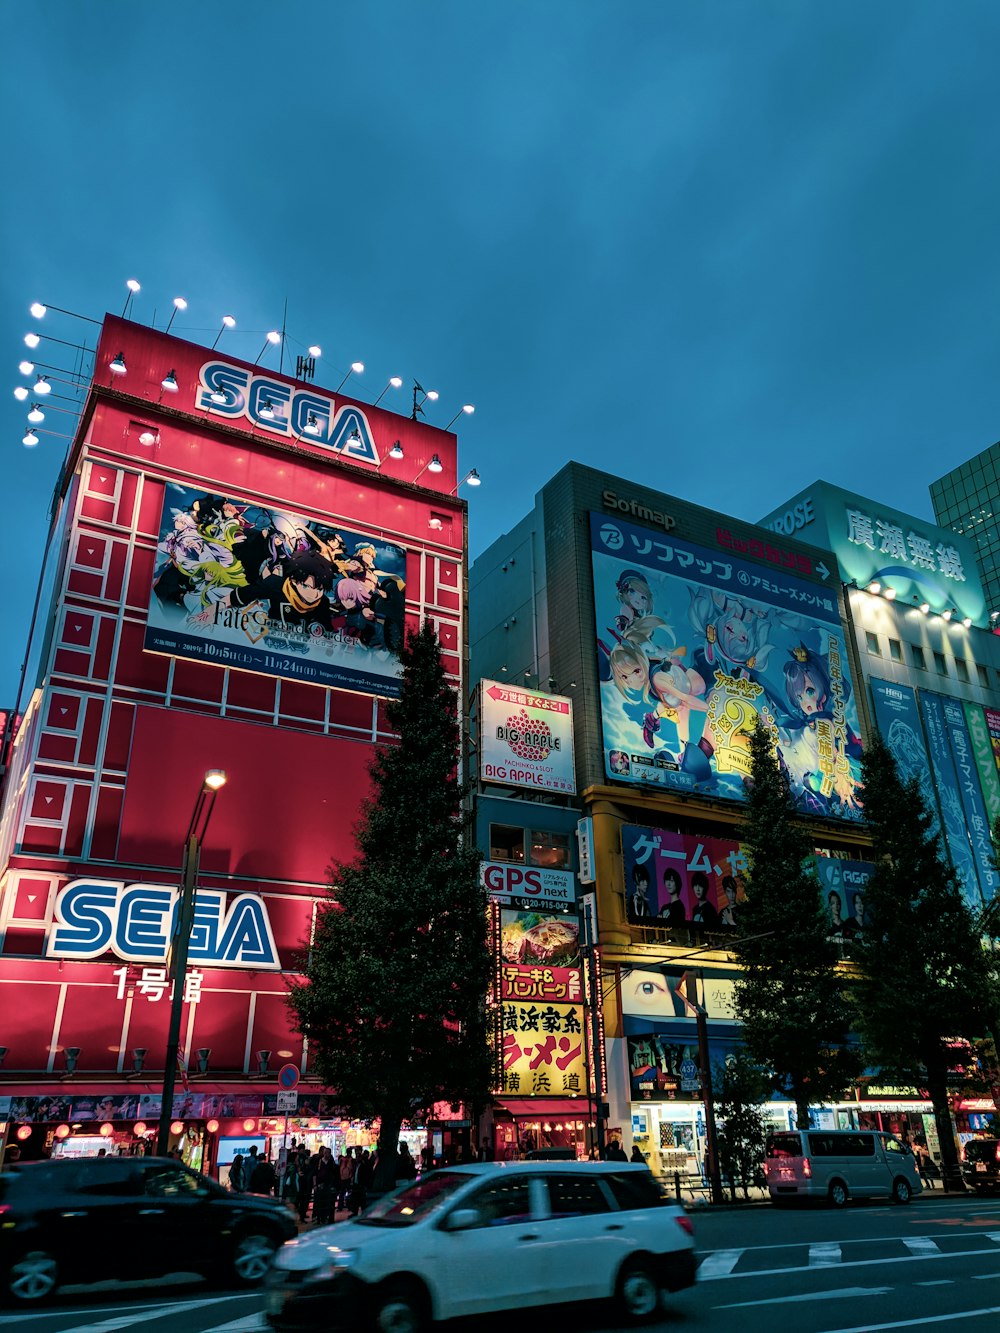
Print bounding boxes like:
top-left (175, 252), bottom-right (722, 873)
top-left (759, 481), bottom-right (986, 625)
top-left (592, 512), bottom-right (864, 819)
top-left (194, 360), bottom-right (380, 465)
top-left (500, 1000), bottom-right (587, 1097)
top-left (46, 879), bottom-right (280, 969)
top-left (479, 681), bottom-right (576, 793)
top-left (145, 482), bottom-right (406, 697)
top-left (480, 861), bottom-right (576, 910)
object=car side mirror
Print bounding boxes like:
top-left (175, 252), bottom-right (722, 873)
top-left (444, 1208), bottom-right (481, 1232)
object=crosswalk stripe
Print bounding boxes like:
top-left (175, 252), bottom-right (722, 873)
top-left (200, 1319), bottom-right (268, 1332)
top-left (904, 1237), bottom-right (941, 1256)
top-left (36, 1298), bottom-right (228, 1333)
top-left (987, 1232), bottom-right (1000, 1246)
top-left (698, 1248), bottom-right (744, 1278)
top-left (809, 1242), bottom-right (842, 1266)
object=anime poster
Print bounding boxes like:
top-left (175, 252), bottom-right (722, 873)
top-left (591, 513), bottom-right (863, 819)
top-left (620, 825), bottom-right (745, 927)
top-left (145, 483), bottom-right (407, 697)
top-left (986, 707), bottom-right (1000, 777)
top-left (869, 680), bottom-right (941, 841)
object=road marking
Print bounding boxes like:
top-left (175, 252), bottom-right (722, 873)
top-left (201, 1319), bottom-right (267, 1332)
top-left (698, 1242), bottom-right (1000, 1280)
top-left (0, 1307), bottom-right (170, 1325)
top-left (904, 1237), bottom-right (941, 1256)
top-left (809, 1242), bottom-right (842, 1266)
top-left (988, 1232), bottom-right (1000, 1245)
top-left (698, 1249), bottom-right (744, 1278)
top-left (26, 1298), bottom-right (232, 1333)
top-left (820, 1303), bottom-right (1000, 1332)
top-left (716, 1286), bottom-right (892, 1309)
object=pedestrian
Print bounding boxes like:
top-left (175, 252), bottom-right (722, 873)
top-left (606, 1138), bottom-right (628, 1162)
top-left (477, 1137), bottom-right (494, 1162)
top-left (295, 1146), bottom-right (312, 1221)
top-left (312, 1147), bottom-right (335, 1225)
top-left (337, 1147), bottom-right (356, 1212)
top-left (396, 1140), bottom-right (417, 1183)
top-left (351, 1149), bottom-right (373, 1216)
top-left (249, 1151), bottom-right (277, 1195)
top-left (630, 1144), bottom-right (646, 1164)
top-left (229, 1152), bottom-right (246, 1192)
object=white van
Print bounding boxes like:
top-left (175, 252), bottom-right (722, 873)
top-left (763, 1129), bottom-right (922, 1207)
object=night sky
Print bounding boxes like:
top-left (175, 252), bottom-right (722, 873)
top-left (4, 2), bottom-right (1000, 702)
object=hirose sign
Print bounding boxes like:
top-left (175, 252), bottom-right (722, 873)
top-left (46, 879), bottom-right (280, 969)
top-left (479, 681), bottom-right (576, 794)
top-left (195, 360), bottom-right (379, 466)
top-left (481, 861), bottom-right (576, 910)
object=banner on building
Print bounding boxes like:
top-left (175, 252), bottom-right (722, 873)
top-left (591, 512), bottom-right (863, 819)
top-left (967, 703), bottom-right (1000, 822)
top-left (620, 825), bottom-right (745, 927)
top-left (939, 695), bottom-right (997, 903)
top-left (479, 681), bottom-right (576, 794)
top-left (146, 483), bottom-right (406, 697)
top-left (500, 1000), bottom-right (586, 1097)
top-left (918, 691), bottom-right (983, 909)
top-left (481, 862), bottom-right (576, 910)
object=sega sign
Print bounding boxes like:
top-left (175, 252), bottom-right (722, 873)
top-left (46, 879), bottom-right (280, 970)
top-left (195, 360), bottom-right (379, 466)
top-left (480, 862), bottom-right (576, 909)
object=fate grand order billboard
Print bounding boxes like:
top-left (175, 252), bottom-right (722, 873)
top-left (591, 511), bottom-right (864, 820)
top-left (145, 483), bottom-right (406, 697)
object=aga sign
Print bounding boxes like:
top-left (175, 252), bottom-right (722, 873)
top-left (46, 880), bottom-right (280, 970)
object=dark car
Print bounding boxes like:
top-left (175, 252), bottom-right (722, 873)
top-left (962, 1137), bottom-right (1000, 1193)
top-left (0, 1155), bottom-right (297, 1305)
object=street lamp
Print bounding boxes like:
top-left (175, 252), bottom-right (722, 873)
top-left (156, 769), bottom-right (227, 1155)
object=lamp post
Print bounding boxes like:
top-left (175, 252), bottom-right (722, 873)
top-left (156, 770), bottom-right (227, 1156)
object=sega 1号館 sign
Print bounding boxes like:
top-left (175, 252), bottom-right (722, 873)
top-left (45, 879), bottom-right (280, 969)
top-left (480, 862), bottom-right (576, 911)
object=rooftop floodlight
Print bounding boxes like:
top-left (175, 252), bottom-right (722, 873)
top-left (30, 302), bottom-right (46, 319)
top-left (303, 413), bottom-right (321, 436)
top-left (138, 430), bottom-right (157, 445)
top-left (19, 360), bottom-right (35, 376)
top-left (210, 386), bottom-right (227, 404)
top-left (204, 769), bottom-right (227, 791)
top-left (22, 429), bottom-right (39, 447)
top-left (211, 315), bottom-right (236, 349)
top-left (24, 332), bottom-right (40, 350)
top-left (308, 344), bottom-right (322, 357)
top-left (883, 586), bottom-right (896, 600)
top-left (122, 279), bottom-right (141, 317)
top-left (259, 398), bottom-right (276, 420)
top-left (962, 616), bottom-right (973, 628)
top-left (27, 404), bottom-right (44, 424)
top-left (253, 330), bottom-right (281, 364)
top-left (33, 375), bottom-right (51, 395)
top-left (428, 453), bottom-right (443, 473)
top-left (866, 580), bottom-right (881, 595)
top-left (109, 351), bottom-right (127, 375)
top-left (164, 296), bottom-right (188, 334)
top-left (336, 361), bottom-right (365, 392)
top-left (13, 386), bottom-right (29, 402)
top-left (445, 403), bottom-right (476, 430)
top-left (389, 440), bottom-right (404, 459)
top-left (451, 468), bottom-right (482, 494)
top-left (373, 375), bottom-right (405, 407)
top-left (919, 600), bottom-right (930, 614)
top-left (161, 368), bottom-right (178, 392)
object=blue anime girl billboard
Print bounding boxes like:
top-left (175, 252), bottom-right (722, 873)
top-left (591, 512), bottom-right (863, 820)
top-left (145, 483), bottom-right (407, 697)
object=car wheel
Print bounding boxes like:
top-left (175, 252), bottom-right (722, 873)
top-left (828, 1180), bottom-right (848, 1208)
top-left (373, 1279), bottom-right (428, 1333)
top-left (891, 1178), bottom-right (912, 1205)
top-left (231, 1232), bottom-right (277, 1285)
top-left (615, 1257), bottom-right (661, 1324)
top-left (6, 1251), bottom-right (58, 1303)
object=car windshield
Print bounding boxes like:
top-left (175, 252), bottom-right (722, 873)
top-left (355, 1171), bottom-right (472, 1227)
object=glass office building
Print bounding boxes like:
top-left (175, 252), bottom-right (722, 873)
top-left (930, 443), bottom-right (1000, 622)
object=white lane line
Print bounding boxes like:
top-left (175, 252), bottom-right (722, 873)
top-left (820, 1303), bottom-right (1000, 1332)
top-left (0, 1307), bottom-right (170, 1325)
top-left (200, 1319), bottom-right (267, 1333)
top-left (698, 1242), bottom-right (1000, 1281)
top-left (697, 1249), bottom-right (744, 1278)
top-left (988, 1232), bottom-right (1000, 1245)
top-left (904, 1237), bottom-right (942, 1256)
top-left (31, 1298), bottom-right (233, 1333)
top-left (716, 1286), bottom-right (891, 1310)
top-left (809, 1242), bottom-right (842, 1266)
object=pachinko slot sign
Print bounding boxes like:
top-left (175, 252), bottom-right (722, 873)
top-left (145, 482), bottom-right (406, 697)
top-left (479, 680), bottom-right (576, 794)
top-left (591, 511), bottom-right (864, 820)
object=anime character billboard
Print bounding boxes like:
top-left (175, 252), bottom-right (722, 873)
top-left (145, 484), bottom-right (407, 697)
top-left (591, 512), bottom-right (863, 819)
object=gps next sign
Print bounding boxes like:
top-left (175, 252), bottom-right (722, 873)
top-left (481, 861), bottom-right (576, 910)
top-left (479, 681), bottom-right (576, 794)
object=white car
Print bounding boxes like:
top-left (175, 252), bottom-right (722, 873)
top-left (267, 1161), bottom-right (696, 1331)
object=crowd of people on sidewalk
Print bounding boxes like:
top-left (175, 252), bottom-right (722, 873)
top-left (226, 1139), bottom-right (419, 1221)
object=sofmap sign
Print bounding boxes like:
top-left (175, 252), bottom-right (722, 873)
top-left (481, 861), bottom-right (576, 908)
top-left (195, 360), bottom-right (379, 465)
top-left (46, 880), bottom-right (280, 969)
top-left (479, 681), bottom-right (576, 794)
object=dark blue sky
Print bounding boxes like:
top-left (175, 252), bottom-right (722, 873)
top-left (4, 2), bottom-right (1000, 701)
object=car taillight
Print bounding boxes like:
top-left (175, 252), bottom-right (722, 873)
top-left (996, 1145), bottom-right (1000, 1163)
top-left (802, 1157), bottom-right (811, 1178)
top-left (675, 1214), bottom-right (694, 1237)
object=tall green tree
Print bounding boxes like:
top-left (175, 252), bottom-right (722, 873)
top-left (713, 1052), bottom-right (771, 1201)
top-left (733, 721), bottom-right (862, 1129)
top-left (288, 621), bottom-right (492, 1189)
top-left (854, 732), bottom-right (997, 1189)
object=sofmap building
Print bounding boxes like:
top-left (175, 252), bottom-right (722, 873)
top-left (0, 314), bottom-right (468, 1171)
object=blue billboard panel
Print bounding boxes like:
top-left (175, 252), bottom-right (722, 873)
top-left (145, 483), bottom-right (406, 697)
top-left (869, 679), bottom-right (941, 842)
top-left (938, 695), bottom-right (996, 904)
top-left (918, 691), bottom-right (983, 909)
top-left (591, 512), bottom-right (863, 820)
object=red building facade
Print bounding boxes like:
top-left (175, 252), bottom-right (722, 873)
top-left (0, 316), bottom-right (466, 1168)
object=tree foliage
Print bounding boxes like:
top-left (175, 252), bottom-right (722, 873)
top-left (732, 721), bottom-right (862, 1128)
top-left (854, 732), bottom-right (997, 1187)
top-left (714, 1052), bottom-right (771, 1201)
top-left (288, 621), bottom-right (492, 1185)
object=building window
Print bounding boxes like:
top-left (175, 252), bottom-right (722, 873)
top-left (956, 658), bottom-right (969, 683)
top-left (911, 645), bottom-right (926, 670)
top-left (934, 651), bottom-right (947, 675)
top-left (865, 632), bottom-right (880, 656)
top-left (888, 638), bottom-right (902, 663)
top-left (489, 825), bottom-right (524, 862)
top-left (978, 663), bottom-right (990, 688)
top-left (529, 830), bottom-right (570, 869)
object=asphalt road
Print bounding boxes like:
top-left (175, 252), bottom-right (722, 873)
top-left (3, 1192), bottom-right (1000, 1333)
